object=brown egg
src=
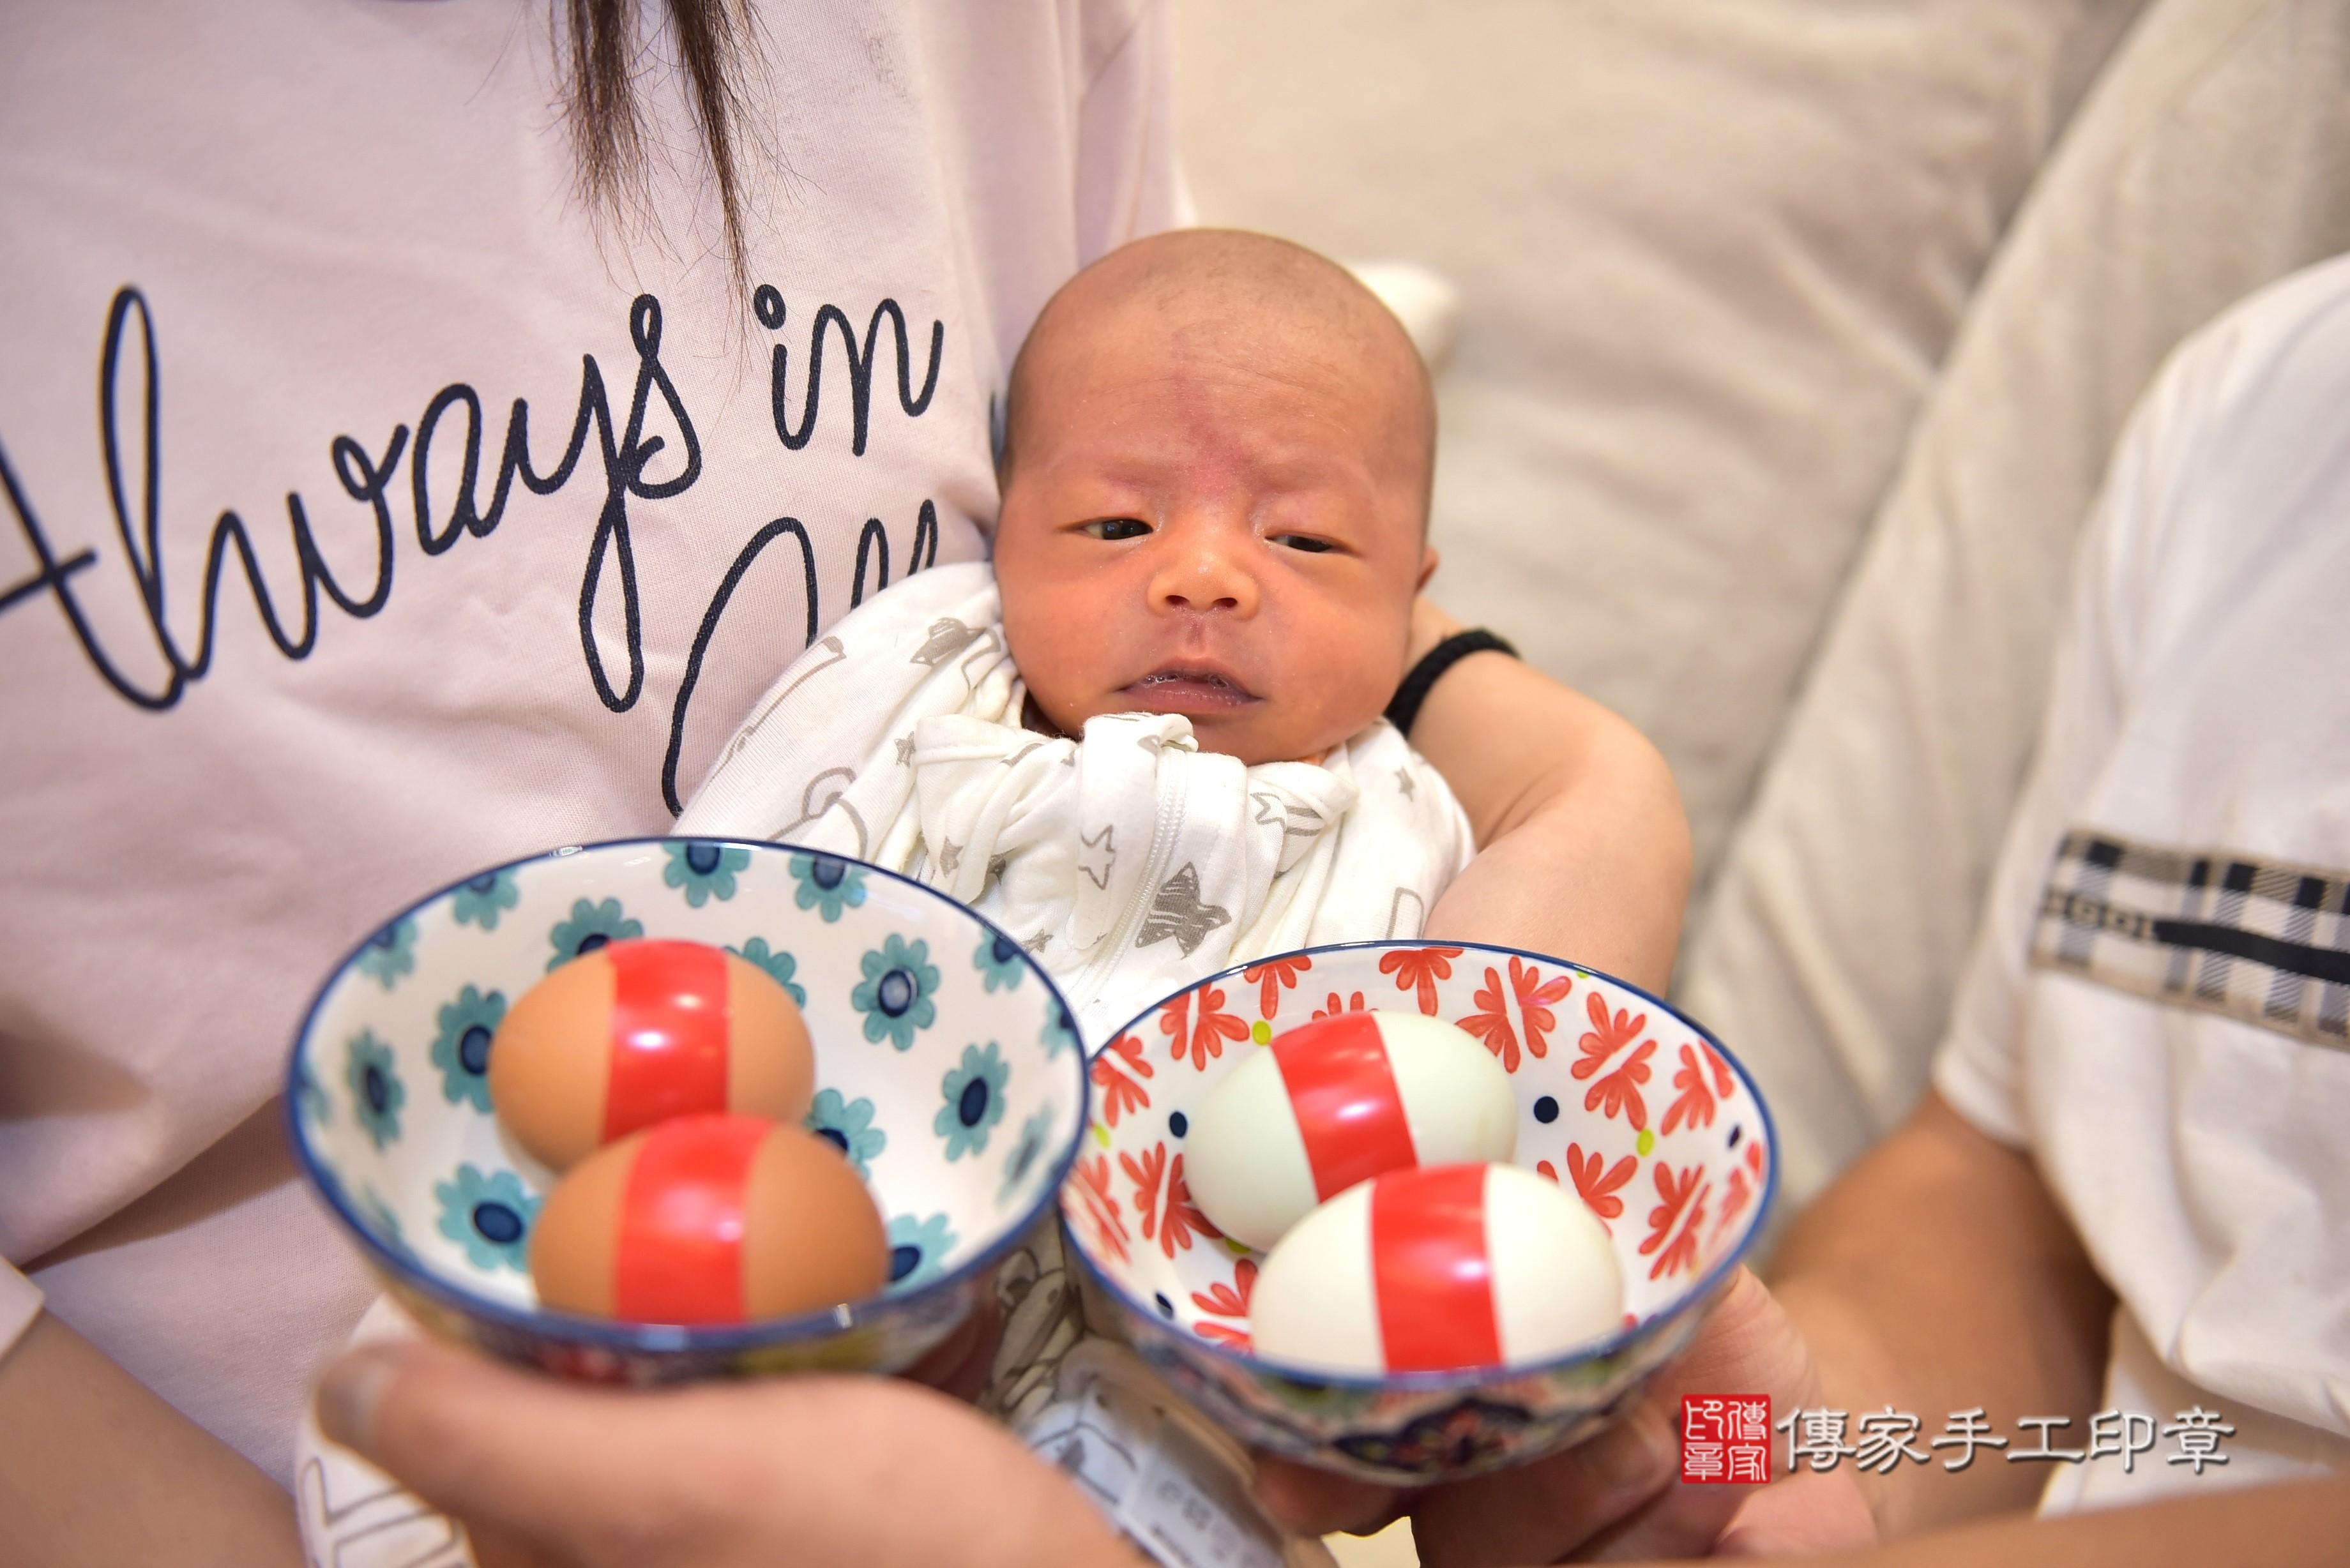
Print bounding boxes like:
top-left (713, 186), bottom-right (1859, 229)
top-left (489, 937), bottom-right (813, 1171)
top-left (531, 1115), bottom-right (890, 1324)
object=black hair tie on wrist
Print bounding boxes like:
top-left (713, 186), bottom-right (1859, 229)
top-left (1384, 628), bottom-right (1520, 735)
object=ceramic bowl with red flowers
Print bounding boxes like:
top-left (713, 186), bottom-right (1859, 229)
top-left (1059, 939), bottom-right (1775, 1485)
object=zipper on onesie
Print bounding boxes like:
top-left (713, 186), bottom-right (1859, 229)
top-left (1068, 758), bottom-right (1190, 1029)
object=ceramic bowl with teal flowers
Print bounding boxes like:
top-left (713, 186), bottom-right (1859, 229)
top-left (288, 838), bottom-right (1088, 1383)
top-left (1061, 940), bottom-right (1775, 1485)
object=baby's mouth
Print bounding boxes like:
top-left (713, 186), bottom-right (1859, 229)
top-left (1120, 665), bottom-right (1261, 712)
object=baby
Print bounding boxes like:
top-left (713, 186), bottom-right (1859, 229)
top-left (678, 229), bottom-right (1473, 1041)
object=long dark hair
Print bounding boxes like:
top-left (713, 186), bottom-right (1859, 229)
top-left (557, 0), bottom-right (763, 280)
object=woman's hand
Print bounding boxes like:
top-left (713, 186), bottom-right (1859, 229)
top-left (313, 1328), bottom-right (1140, 1568)
top-left (1252, 1267), bottom-right (1876, 1565)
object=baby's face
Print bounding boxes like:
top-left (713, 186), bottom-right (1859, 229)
top-left (995, 303), bottom-right (1432, 766)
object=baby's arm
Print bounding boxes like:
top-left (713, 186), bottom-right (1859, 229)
top-left (1402, 601), bottom-right (1690, 993)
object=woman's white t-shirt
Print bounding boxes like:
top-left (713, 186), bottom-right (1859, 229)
top-left (0, 0), bottom-right (1181, 1480)
top-left (1934, 255), bottom-right (2350, 1511)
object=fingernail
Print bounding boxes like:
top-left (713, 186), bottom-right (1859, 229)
top-left (1585, 1407), bottom-right (1672, 1493)
top-left (316, 1345), bottom-right (406, 1453)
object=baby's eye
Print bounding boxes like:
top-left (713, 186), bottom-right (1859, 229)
top-left (1081, 518), bottom-right (1152, 541)
top-left (1273, 534), bottom-right (1337, 554)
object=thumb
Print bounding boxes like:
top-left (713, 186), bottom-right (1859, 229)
top-left (315, 1339), bottom-right (710, 1560)
top-left (1250, 1452), bottom-right (1402, 1538)
top-left (314, 1339), bottom-right (1141, 1568)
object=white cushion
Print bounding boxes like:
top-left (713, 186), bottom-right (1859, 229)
top-left (1683, 0), bottom-right (2350, 1215)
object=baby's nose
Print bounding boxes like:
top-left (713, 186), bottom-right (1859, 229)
top-left (1153, 546), bottom-right (1260, 615)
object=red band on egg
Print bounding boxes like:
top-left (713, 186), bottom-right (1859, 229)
top-left (603, 940), bottom-right (732, 1142)
top-left (1371, 1164), bottom-right (1502, 1373)
top-left (614, 1116), bottom-right (767, 1323)
top-left (1274, 1012), bottom-right (1419, 1201)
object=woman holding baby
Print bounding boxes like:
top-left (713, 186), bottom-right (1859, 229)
top-left (9, 3), bottom-right (2345, 1566)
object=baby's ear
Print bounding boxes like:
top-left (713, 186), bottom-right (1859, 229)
top-left (1416, 545), bottom-right (1439, 591)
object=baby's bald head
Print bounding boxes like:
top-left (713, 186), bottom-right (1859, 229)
top-left (990, 231), bottom-right (1443, 766)
top-left (1000, 230), bottom-right (1436, 527)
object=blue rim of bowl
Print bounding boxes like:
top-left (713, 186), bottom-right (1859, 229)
top-left (1061, 938), bottom-right (1778, 1394)
top-left (284, 836), bottom-right (1091, 1355)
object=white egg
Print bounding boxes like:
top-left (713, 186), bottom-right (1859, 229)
top-left (1186, 1009), bottom-right (1515, 1251)
top-left (1249, 1163), bottom-right (1623, 1376)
